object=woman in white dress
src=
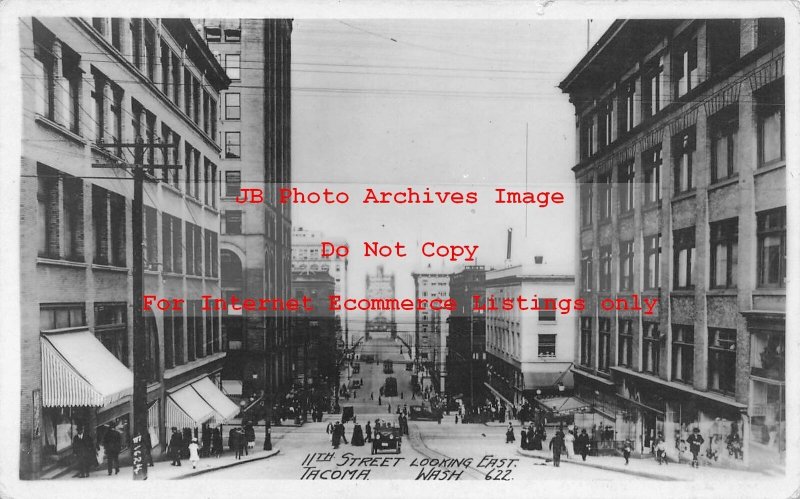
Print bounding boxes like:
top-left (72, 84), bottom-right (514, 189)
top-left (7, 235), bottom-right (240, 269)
top-left (564, 429), bottom-right (576, 459)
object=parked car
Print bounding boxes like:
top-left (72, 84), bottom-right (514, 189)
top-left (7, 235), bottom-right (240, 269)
top-left (372, 423), bottom-right (401, 454)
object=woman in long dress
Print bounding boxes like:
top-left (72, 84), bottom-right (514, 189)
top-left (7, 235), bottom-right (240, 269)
top-left (351, 424), bottom-right (365, 446)
top-left (564, 430), bottom-right (576, 459)
top-left (505, 423), bottom-right (515, 444)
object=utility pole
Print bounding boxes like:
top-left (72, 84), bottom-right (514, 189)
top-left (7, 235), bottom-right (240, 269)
top-left (93, 136), bottom-right (179, 480)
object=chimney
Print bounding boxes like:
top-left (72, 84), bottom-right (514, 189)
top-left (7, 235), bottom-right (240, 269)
top-left (534, 256), bottom-right (544, 264)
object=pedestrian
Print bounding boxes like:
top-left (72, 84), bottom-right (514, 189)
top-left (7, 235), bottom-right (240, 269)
top-left (371, 392), bottom-right (374, 400)
top-left (263, 423), bottom-right (273, 451)
top-left (102, 422), bottom-right (121, 475)
top-left (201, 425), bottom-right (211, 457)
top-left (564, 429), bottom-right (575, 459)
top-left (549, 430), bottom-right (565, 467)
top-left (72, 426), bottom-right (94, 478)
top-left (622, 439), bottom-right (632, 465)
top-left (244, 422), bottom-right (256, 455)
top-left (189, 438), bottom-right (201, 469)
top-left (656, 435), bottom-right (668, 465)
top-left (168, 427), bottom-right (183, 466)
top-left (520, 426), bottom-right (528, 450)
top-left (141, 427), bottom-right (154, 466)
top-left (505, 423), bottom-right (515, 444)
top-left (212, 427), bottom-right (223, 457)
top-left (365, 421), bottom-right (372, 442)
top-left (351, 423), bottom-right (365, 446)
top-left (576, 429), bottom-right (590, 461)
top-left (182, 427), bottom-right (192, 459)
top-left (378, 396), bottom-right (382, 406)
top-left (687, 428), bottom-right (704, 468)
top-left (230, 428), bottom-right (242, 460)
top-left (388, 403), bottom-right (391, 414)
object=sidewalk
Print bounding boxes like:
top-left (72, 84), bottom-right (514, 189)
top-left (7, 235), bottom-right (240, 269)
top-left (516, 446), bottom-right (768, 481)
top-left (47, 448), bottom-right (280, 481)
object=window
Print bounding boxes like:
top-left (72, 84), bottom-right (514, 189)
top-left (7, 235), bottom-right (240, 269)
top-left (144, 206), bottom-right (158, 271)
top-left (598, 173), bottom-right (612, 222)
top-left (109, 193), bottom-right (126, 267)
top-left (130, 19), bottom-right (142, 69)
top-left (580, 249), bottom-right (593, 291)
top-left (620, 78), bottom-right (638, 133)
top-left (538, 334), bottom-right (556, 357)
top-left (580, 181), bottom-right (593, 227)
top-left (225, 132), bottom-right (241, 159)
top-left (40, 303), bottom-right (86, 330)
top-left (110, 19), bottom-right (123, 51)
top-left (203, 90), bottom-right (211, 134)
top-left (225, 93), bottom-right (240, 120)
top-left (597, 99), bottom-right (614, 149)
top-left (580, 117), bottom-right (595, 160)
top-left (37, 166), bottom-right (58, 258)
top-left (757, 207), bottom-right (786, 288)
top-left (205, 25), bottom-right (221, 42)
top-left (710, 106), bottom-right (739, 182)
top-left (160, 41), bottom-right (170, 95)
top-left (642, 322), bottom-right (660, 374)
top-left (673, 227), bottom-right (695, 289)
top-left (538, 298), bottom-right (556, 322)
top-left (598, 318), bottom-right (611, 372)
top-left (673, 127), bottom-right (695, 194)
top-left (192, 78), bottom-right (201, 125)
top-left (643, 146), bottom-right (662, 205)
top-left (599, 245), bottom-right (612, 291)
top-left (161, 214), bottom-right (173, 273)
top-left (644, 234), bottom-right (661, 290)
top-left (618, 319), bottom-right (634, 368)
top-left (225, 170), bottom-right (241, 197)
top-left (675, 36), bottom-right (698, 97)
top-left (92, 186), bottom-right (108, 264)
top-left (710, 218), bottom-right (738, 288)
top-left (225, 54), bottom-right (240, 80)
top-left (144, 21), bottom-right (156, 81)
top-left (184, 143), bottom-right (193, 195)
top-left (62, 47), bottom-right (81, 134)
top-left (750, 330), bottom-right (784, 380)
top-left (757, 18), bottom-right (784, 47)
top-left (209, 162), bottom-right (217, 208)
top-left (708, 328), bottom-right (737, 396)
top-left (160, 123), bottom-right (172, 182)
top-left (205, 229), bottom-right (218, 277)
top-left (619, 240), bottom-right (634, 291)
top-left (756, 82), bottom-right (785, 167)
top-left (183, 68), bottom-right (192, 116)
top-left (671, 325), bottom-right (694, 384)
top-left (580, 317), bottom-right (593, 367)
top-left (94, 303), bottom-right (128, 366)
top-left (210, 98), bottom-right (217, 140)
top-left (171, 53), bottom-right (181, 105)
top-left (33, 19), bottom-right (56, 120)
top-left (185, 223), bottom-right (202, 276)
top-left (618, 161), bottom-right (634, 213)
top-left (170, 131), bottom-right (181, 188)
top-left (224, 23), bottom-right (241, 42)
top-left (642, 56), bottom-right (664, 118)
top-left (225, 210), bottom-right (242, 234)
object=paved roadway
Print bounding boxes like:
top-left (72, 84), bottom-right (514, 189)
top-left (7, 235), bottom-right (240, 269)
top-left (199, 336), bottom-right (647, 481)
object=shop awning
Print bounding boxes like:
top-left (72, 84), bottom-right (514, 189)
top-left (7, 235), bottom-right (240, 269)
top-left (166, 384), bottom-right (216, 430)
top-left (523, 364), bottom-right (574, 390)
top-left (534, 396), bottom-right (592, 414)
top-left (41, 329), bottom-right (133, 407)
top-left (221, 379), bottom-right (243, 396)
top-left (193, 377), bottom-right (240, 424)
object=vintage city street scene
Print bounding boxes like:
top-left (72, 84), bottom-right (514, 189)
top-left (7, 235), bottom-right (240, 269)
top-left (13, 11), bottom-right (791, 491)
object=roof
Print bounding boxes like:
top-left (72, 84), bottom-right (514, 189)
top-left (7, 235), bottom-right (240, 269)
top-left (161, 18), bottom-right (231, 91)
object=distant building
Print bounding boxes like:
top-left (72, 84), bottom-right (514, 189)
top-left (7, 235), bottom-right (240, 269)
top-left (411, 271), bottom-right (451, 393)
top-left (19, 17), bottom-right (232, 478)
top-left (484, 262), bottom-right (577, 409)
top-left (365, 265), bottom-right (396, 341)
top-left (199, 19), bottom-right (294, 401)
top-left (291, 227), bottom-right (348, 342)
top-left (447, 266), bottom-right (487, 406)
top-left (560, 19), bottom-right (785, 466)
top-left (291, 271), bottom-right (337, 389)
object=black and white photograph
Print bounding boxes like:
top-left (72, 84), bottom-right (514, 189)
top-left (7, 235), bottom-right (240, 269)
top-left (1, 1), bottom-right (798, 497)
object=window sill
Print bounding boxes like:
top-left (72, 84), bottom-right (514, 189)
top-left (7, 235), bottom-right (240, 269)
top-left (706, 288), bottom-right (738, 296)
top-left (754, 161), bottom-right (785, 177)
top-left (35, 115), bottom-right (86, 147)
top-left (204, 204), bottom-right (220, 215)
top-left (161, 271), bottom-right (183, 278)
top-left (186, 274), bottom-right (204, 280)
top-left (598, 219), bottom-right (612, 226)
top-left (670, 289), bottom-right (694, 296)
top-left (90, 144), bottom-right (126, 164)
top-left (617, 210), bottom-right (634, 220)
top-left (708, 175), bottom-right (739, 192)
top-left (37, 257), bottom-right (87, 268)
top-left (161, 182), bottom-right (184, 197)
top-left (91, 263), bottom-right (130, 273)
top-left (671, 190), bottom-right (696, 203)
top-left (752, 288), bottom-right (786, 295)
top-left (641, 202), bottom-right (662, 214)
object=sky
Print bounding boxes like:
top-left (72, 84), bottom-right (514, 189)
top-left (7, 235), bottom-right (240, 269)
top-left (290, 19), bottom-right (614, 320)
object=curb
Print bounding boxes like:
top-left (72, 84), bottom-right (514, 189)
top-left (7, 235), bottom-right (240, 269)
top-left (516, 449), bottom-right (681, 481)
top-left (172, 449), bottom-right (281, 479)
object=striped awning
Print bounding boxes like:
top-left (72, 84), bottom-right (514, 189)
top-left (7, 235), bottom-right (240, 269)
top-left (165, 377), bottom-right (239, 429)
top-left (41, 329), bottom-right (133, 407)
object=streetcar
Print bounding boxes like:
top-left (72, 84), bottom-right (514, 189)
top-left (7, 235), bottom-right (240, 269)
top-left (383, 359), bottom-right (393, 374)
top-left (383, 377), bottom-right (398, 397)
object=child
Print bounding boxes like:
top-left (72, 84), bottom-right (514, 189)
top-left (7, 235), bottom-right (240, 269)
top-left (622, 439), bottom-right (632, 465)
top-left (656, 436), bottom-right (668, 465)
top-left (188, 438), bottom-right (200, 469)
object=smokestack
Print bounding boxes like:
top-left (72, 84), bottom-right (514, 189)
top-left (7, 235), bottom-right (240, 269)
top-left (506, 228), bottom-right (513, 260)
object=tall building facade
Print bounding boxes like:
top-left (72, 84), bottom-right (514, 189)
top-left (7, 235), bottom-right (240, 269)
top-left (20, 17), bottom-right (234, 478)
top-left (199, 19), bottom-right (294, 401)
top-left (291, 226), bottom-right (348, 342)
top-left (447, 265), bottom-right (487, 406)
top-left (484, 264), bottom-right (577, 409)
top-left (365, 265), bottom-right (396, 341)
top-left (291, 271), bottom-right (337, 390)
top-left (411, 271), bottom-right (451, 392)
top-left (560, 19), bottom-right (785, 467)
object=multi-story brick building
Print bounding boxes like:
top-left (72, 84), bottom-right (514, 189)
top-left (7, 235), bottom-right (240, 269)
top-left (483, 263), bottom-right (577, 409)
top-left (291, 271), bottom-right (337, 393)
top-left (365, 265), bottom-right (396, 341)
top-left (198, 19), bottom-right (294, 401)
top-left (411, 271), bottom-right (451, 393)
top-left (446, 265), bottom-right (487, 406)
top-left (19, 17), bottom-right (236, 478)
top-left (560, 19), bottom-right (785, 467)
top-left (291, 226), bottom-right (348, 342)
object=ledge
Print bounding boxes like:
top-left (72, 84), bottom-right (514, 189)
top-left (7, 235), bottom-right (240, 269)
top-left (37, 257), bottom-right (87, 269)
top-left (753, 161), bottom-right (785, 178)
top-left (670, 190), bottom-right (696, 204)
top-left (91, 263), bottom-right (130, 273)
top-left (35, 115), bottom-right (87, 147)
top-left (707, 175), bottom-right (739, 192)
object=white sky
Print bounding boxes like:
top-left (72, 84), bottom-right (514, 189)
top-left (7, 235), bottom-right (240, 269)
top-left (290, 19), bottom-right (613, 317)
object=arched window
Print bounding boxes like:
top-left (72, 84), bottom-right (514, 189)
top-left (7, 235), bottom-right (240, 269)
top-left (221, 249), bottom-right (243, 289)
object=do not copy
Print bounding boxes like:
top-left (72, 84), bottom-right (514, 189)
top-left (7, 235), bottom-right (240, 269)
top-left (322, 241), bottom-right (479, 262)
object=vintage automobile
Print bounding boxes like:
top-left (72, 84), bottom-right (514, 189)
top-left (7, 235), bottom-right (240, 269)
top-left (353, 362), bottom-right (361, 374)
top-left (371, 423), bottom-right (402, 454)
top-left (409, 403), bottom-right (442, 421)
top-left (383, 377), bottom-right (398, 397)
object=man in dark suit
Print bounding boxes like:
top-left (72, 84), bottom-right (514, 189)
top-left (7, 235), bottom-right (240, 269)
top-left (168, 427), bottom-right (183, 466)
top-left (73, 427), bottom-right (94, 478)
top-left (102, 422), bottom-right (122, 475)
